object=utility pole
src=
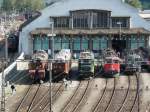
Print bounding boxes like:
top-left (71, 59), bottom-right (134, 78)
top-left (1, 59), bottom-right (7, 112)
top-left (49, 61), bottom-right (52, 112)
top-left (5, 34), bottom-right (8, 60)
top-left (4, 12), bottom-right (8, 60)
top-left (51, 23), bottom-right (54, 59)
top-left (138, 71), bottom-right (140, 112)
top-left (48, 22), bottom-right (55, 112)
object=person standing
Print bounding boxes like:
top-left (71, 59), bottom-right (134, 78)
top-left (11, 84), bottom-right (16, 95)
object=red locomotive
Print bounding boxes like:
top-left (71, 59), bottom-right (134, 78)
top-left (28, 50), bottom-right (48, 82)
top-left (103, 49), bottom-right (122, 77)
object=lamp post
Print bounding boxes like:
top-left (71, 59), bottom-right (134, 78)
top-left (117, 22), bottom-right (122, 39)
top-left (5, 33), bottom-right (8, 60)
top-left (48, 61), bottom-right (52, 112)
top-left (48, 22), bottom-right (55, 112)
top-left (48, 22), bottom-right (55, 59)
top-left (1, 59), bottom-right (5, 112)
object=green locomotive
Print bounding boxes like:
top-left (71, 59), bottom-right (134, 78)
top-left (78, 51), bottom-right (95, 79)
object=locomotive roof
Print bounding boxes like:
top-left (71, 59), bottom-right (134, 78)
top-left (32, 50), bottom-right (48, 60)
top-left (128, 54), bottom-right (141, 59)
top-left (105, 56), bottom-right (122, 62)
top-left (79, 51), bottom-right (94, 59)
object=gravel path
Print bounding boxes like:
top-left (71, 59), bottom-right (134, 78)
top-left (140, 73), bottom-right (150, 112)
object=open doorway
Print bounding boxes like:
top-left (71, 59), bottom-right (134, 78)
top-left (112, 39), bottom-right (126, 53)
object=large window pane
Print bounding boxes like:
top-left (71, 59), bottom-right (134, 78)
top-left (111, 17), bottom-right (129, 28)
top-left (139, 38), bottom-right (145, 47)
top-left (54, 37), bottom-right (61, 50)
top-left (131, 37), bottom-right (137, 49)
top-left (73, 37), bottom-right (80, 50)
top-left (73, 12), bottom-right (88, 28)
top-left (100, 37), bottom-right (107, 49)
top-left (53, 17), bottom-right (69, 28)
top-left (82, 38), bottom-right (88, 50)
top-left (34, 37), bottom-right (41, 51)
top-left (42, 37), bottom-right (49, 50)
top-left (62, 37), bottom-right (69, 49)
top-left (93, 38), bottom-right (99, 50)
top-left (93, 12), bottom-right (109, 28)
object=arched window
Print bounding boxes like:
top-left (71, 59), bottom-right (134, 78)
top-left (93, 37), bottom-right (100, 50)
top-left (130, 35), bottom-right (137, 49)
top-left (54, 36), bottom-right (61, 50)
top-left (100, 37), bottom-right (107, 49)
top-left (82, 37), bottom-right (88, 50)
top-left (62, 36), bottom-right (69, 49)
top-left (73, 37), bottom-right (81, 50)
top-left (42, 36), bottom-right (49, 50)
top-left (33, 36), bottom-right (41, 51)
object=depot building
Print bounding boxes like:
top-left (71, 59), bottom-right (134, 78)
top-left (19, 0), bottom-right (150, 57)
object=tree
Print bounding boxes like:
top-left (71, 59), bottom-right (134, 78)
top-left (31, 0), bottom-right (44, 11)
top-left (125, 0), bottom-right (142, 9)
top-left (14, 0), bottom-right (26, 12)
top-left (1, 0), bottom-right (45, 12)
top-left (2, 0), bottom-right (13, 11)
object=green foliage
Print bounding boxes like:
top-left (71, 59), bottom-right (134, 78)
top-left (140, 0), bottom-right (150, 9)
top-left (125, 0), bottom-right (142, 9)
top-left (2, 0), bottom-right (13, 11)
top-left (2, 0), bottom-right (45, 12)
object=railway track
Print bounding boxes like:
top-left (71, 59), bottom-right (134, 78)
top-left (101, 76), bottom-right (130, 112)
top-left (30, 82), bottom-right (64, 112)
top-left (92, 78), bottom-right (115, 112)
top-left (41, 83), bottom-right (64, 112)
top-left (16, 84), bottom-right (40, 112)
top-left (118, 74), bottom-right (138, 112)
top-left (61, 80), bottom-right (90, 112)
top-left (90, 78), bottom-right (107, 112)
top-left (73, 79), bottom-right (94, 112)
top-left (129, 73), bottom-right (139, 112)
top-left (26, 85), bottom-right (49, 112)
top-left (6, 70), bottom-right (140, 112)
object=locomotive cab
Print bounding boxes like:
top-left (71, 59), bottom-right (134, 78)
top-left (103, 57), bottom-right (121, 77)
